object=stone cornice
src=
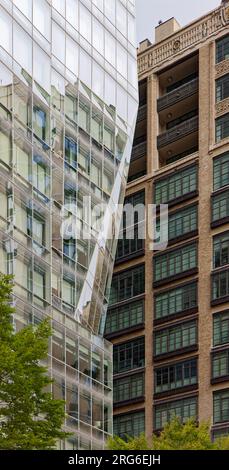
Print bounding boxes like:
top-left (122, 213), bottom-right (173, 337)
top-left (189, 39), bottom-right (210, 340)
top-left (138, 6), bottom-right (229, 77)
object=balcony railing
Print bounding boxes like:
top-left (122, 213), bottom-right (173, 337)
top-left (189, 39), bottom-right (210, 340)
top-left (157, 116), bottom-right (198, 149)
top-left (157, 78), bottom-right (199, 112)
top-left (131, 140), bottom-right (147, 161)
top-left (137, 104), bottom-right (147, 122)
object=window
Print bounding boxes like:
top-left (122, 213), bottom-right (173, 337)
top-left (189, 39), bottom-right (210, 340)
top-left (155, 358), bottom-right (197, 394)
top-left (214, 311), bottom-right (229, 346)
top-left (216, 75), bottom-right (229, 103)
top-left (66, 0), bottom-right (78, 29)
top-left (212, 190), bottom-right (229, 223)
top-left (116, 226), bottom-right (144, 260)
top-left (29, 266), bottom-right (45, 300)
top-left (213, 233), bottom-right (229, 268)
top-left (79, 3), bottom-right (91, 43)
top-left (158, 205), bottom-right (198, 242)
top-left (216, 114), bottom-right (229, 142)
top-left (154, 166), bottom-right (197, 205)
top-left (27, 212), bottom-right (45, 247)
top-left (212, 269), bottom-right (229, 302)
top-left (109, 265), bottom-right (145, 305)
top-left (33, 158), bottom-right (49, 196)
top-left (62, 277), bottom-right (75, 306)
top-left (52, 22), bottom-right (65, 63)
top-left (65, 94), bottom-right (77, 123)
top-left (154, 397), bottom-right (197, 431)
top-left (216, 35), bottom-right (229, 64)
top-left (214, 390), bottom-right (229, 424)
top-left (212, 350), bottom-right (229, 379)
top-left (154, 243), bottom-right (197, 284)
top-left (65, 136), bottom-right (77, 169)
top-left (33, 44), bottom-right (51, 94)
top-left (0, 7), bottom-right (12, 54)
top-left (33, 106), bottom-right (47, 142)
top-left (13, 23), bottom-right (32, 75)
top-left (66, 36), bottom-right (78, 76)
top-left (113, 337), bottom-right (145, 374)
top-left (79, 100), bottom-right (90, 133)
top-left (64, 239), bottom-right (76, 260)
top-left (105, 300), bottom-right (144, 335)
top-left (33, 0), bottom-right (50, 39)
top-left (154, 321), bottom-right (197, 357)
top-left (214, 153), bottom-right (229, 191)
top-left (114, 373), bottom-right (144, 404)
top-left (155, 282), bottom-right (197, 320)
top-left (113, 412), bottom-right (145, 440)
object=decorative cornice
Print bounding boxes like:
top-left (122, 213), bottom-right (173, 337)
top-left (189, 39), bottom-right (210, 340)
top-left (138, 6), bottom-right (229, 76)
top-left (216, 97), bottom-right (229, 116)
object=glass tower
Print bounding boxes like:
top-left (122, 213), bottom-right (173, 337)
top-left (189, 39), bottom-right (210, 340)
top-left (0, 0), bottom-right (138, 449)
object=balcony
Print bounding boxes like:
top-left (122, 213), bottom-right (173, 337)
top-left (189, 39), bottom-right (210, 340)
top-left (131, 139), bottom-right (147, 162)
top-left (157, 78), bottom-right (199, 112)
top-left (157, 116), bottom-right (198, 149)
top-left (137, 104), bottom-right (147, 123)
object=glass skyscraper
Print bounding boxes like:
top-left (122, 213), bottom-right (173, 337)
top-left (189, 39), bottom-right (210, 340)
top-left (0, 0), bottom-right (138, 449)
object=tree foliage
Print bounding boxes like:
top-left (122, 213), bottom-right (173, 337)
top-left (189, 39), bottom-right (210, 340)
top-left (108, 417), bottom-right (229, 451)
top-left (0, 273), bottom-right (69, 450)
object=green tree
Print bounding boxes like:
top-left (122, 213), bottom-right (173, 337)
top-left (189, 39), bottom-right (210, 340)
top-left (108, 418), bottom-right (229, 450)
top-left (0, 273), bottom-right (69, 450)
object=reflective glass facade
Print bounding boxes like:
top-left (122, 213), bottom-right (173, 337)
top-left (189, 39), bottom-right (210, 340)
top-left (0, 0), bottom-right (138, 449)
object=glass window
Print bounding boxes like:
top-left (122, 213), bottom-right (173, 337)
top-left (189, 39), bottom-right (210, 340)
top-left (62, 277), bottom-right (75, 306)
top-left (79, 99), bottom-right (90, 133)
top-left (79, 3), bottom-right (91, 43)
top-left (79, 50), bottom-right (91, 88)
top-left (114, 373), bottom-right (144, 404)
top-left (212, 190), bottom-right (229, 223)
top-left (155, 359), bottom-right (197, 394)
top-left (154, 321), bottom-right (197, 356)
top-left (214, 153), bottom-right (229, 190)
top-left (113, 411), bottom-right (145, 440)
top-left (214, 311), bottom-right (229, 346)
top-left (66, 36), bottom-right (78, 76)
top-left (33, 157), bottom-right (49, 196)
top-left (216, 75), bottom-right (229, 103)
top-left (113, 337), bottom-right (145, 374)
top-left (109, 265), bottom-right (145, 305)
top-left (0, 7), bottom-right (12, 54)
top-left (212, 269), bottom-right (229, 302)
top-left (216, 114), bottom-right (229, 142)
top-left (92, 18), bottom-right (104, 55)
top-left (105, 300), bottom-right (144, 335)
top-left (33, 106), bottom-right (47, 142)
top-left (154, 166), bottom-right (197, 205)
top-left (212, 350), bottom-right (229, 379)
top-left (14, 0), bottom-right (32, 19)
top-left (154, 243), bottom-right (197, 283)
top-left (116, 0), bottom-right (127, 37)
top-left (52, 0), bottom-right (65, 16)
top-left (154, 397), bottom-right (197, 431)
top-left (27, 211), bottom-right (45, 247)
top-left (66, 0), bottom-right (78, 29)
top-left (65, 136), bottom-right (77, 169)
top-left (52, 22), bottom-right (65, 63)
top-left (214, 390), bottom-right (229, 424)
top-left (13, 23), bottom-right (32, 75)
top-left (117, 44), bottom-right (127, 78)
top-left (33, 44), bottom-right (51, 93)
top-left (104, 0), bottom-right (115, 24)
top-left (33, 0), bottom-right (50, 39)
top-left (155, 282), bottom-right (197, 320)
top-left (0, 131), bottom-right (11, 166)
top-left (213, 232), bottom-right (229, 268)
top-left (216, 35), bottom-right (229, 63)
top-left (158, 205), bottom-right (198, 242)
top-left (105, 31), bottom-right (116, 67)
top-left (15, 145), bottom-right (30, 181)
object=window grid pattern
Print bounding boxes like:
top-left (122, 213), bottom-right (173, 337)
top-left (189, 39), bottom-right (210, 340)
top-left (154, 321), bottom-right (197, 356)
top-left (216, 114), bottom-right (229, 143)
top-left (212, 191), bottom-right (229, 223)
top-left (214, 390), bottom-right (229, 424)
top-left (105, 300), bottom-right (144, 335)
top-left (155, 283), bottom-right (197, 320)
top-left (155, 359), bottom-right (198, 394)
top-left (113, 412), bottom-right (145, 439)
top-left (212, 269), bottom-right (229, 301)
top-left (214, 153), bottom-right (229, 191)
top-left (216, 35), bottom-right (229, 64)
top-left (213, 232), bottom-right (229, 269)
top-left (214, 311), bottom-right (229, 346)
top-left (216, 74), bottom-right (229, 103)
top-left (154, 397), bottom-right (197, 431)
top-left (154, 166), bottom-right (197, 205)
top-left (213, 350), bottom-right (229, 379)
top-left (158, 205), bottom-right (198, 242)
top-left (154, 244), bottom-right (197, 283)
top-left (113, 373), bottom-right (144, 403)
top-left (113, 337), bottom-right (145, 374)
top-left (109, 265), bottom-right (145, 305)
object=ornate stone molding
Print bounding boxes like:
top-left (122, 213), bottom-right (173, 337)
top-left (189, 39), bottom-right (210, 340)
top-left (215, 97), bottom-right (229, 116)
top-left (138, 6), bottom-right (228, 76)
top-left (215, 58), bottom-right (229, 78)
